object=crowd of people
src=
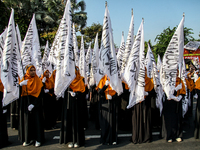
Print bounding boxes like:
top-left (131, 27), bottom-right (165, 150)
top-left (0, 64), bottom-right (200, 148)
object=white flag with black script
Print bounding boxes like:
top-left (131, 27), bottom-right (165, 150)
top-left (41, 41), bottom-right (52, 74)
top-left (21, 14), bottom-right (42, 76)
top-left (157, 54), bottom-right (162, 72)
top-left (181, 59), bottom-right (188, 117)
top-left (147, 43), bottom-right (163, 114)
top-left (1, 9), bottom-right (20, 106)
top-left (55, 0), bottom-right (75, 98)
top-left (160, 16), bottom-right (184, 100)
top-left (123, 19), bottom-right (145, 109)
top-left (145, 44), bottom-right (153, 78)
top-left (90, 33), bottom-right (103, 86)
top-left (99, 5), bottom-right (123, 95)
top-left (117, 32), bottom-right (125, 76)
top-left (79, 36), bottom-right (87, 85)
top-left (86, 42), bottom-right (92, 76)
top-left (121, 12), bottom-right (134, 75)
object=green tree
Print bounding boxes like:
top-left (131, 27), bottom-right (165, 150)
top-left (0, 1), bottom-right (10, 33)
top-left (153, 26), bottom-right (194, 60)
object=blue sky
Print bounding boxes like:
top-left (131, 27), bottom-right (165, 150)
top-left (83, 0), bottom-right (200, 47)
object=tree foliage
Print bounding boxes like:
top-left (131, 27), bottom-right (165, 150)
top-left (153, 26), bottom-right (194, 60)
top-left (1, 0), bottom-right (87, 46)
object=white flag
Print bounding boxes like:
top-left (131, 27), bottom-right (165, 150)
top-left (21, 14), bottom-right (42, 77)
top-left (121, 11), bottom-right (134, 75)
top-left (79, 36), bottom-right (87, 85)
top-left (145, 44), bottom-right (153, 78)
top-left (73, 23), bottom-right (80, 67)
top-left (54, 0), bottom-right (75, 98)
top-left (147, 43), bottom-right (163, 114)
top-left (123, 19), bottom-right (145, 109)
top-left (99, 5), bottom-right (123, 95)
top-left (0, 28), bottom-right (7, 69)
top-left (15, 24), bottom-right (24, 80)
top-left (181, 59), bottom-right (188, 117)
top-left (157, 54), bottom-right (162, 71)
top-left (41, 41), bottom-right (53, 74)
top-left (86, 42), bottom-right (92, 76)
top-left (160, 15), bottom-right (185, 100)
top-left (1, 9), bottom-right (20, 106)
top-left (90, 33), bottom-right (103, 86)
top-left (117, 32), bottom-right (125, 76)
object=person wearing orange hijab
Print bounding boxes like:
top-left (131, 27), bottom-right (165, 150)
top-left (60, 66), bottom-right (86, 148)
top-left (131, 68), bottom-right (155, 144)
top-left (18, 65), bottom-right (44, 147)
top-left (0, 79), bottom-right (10, 148)
top-left (162, 69), bottom-right (186, 143)
top-left (194, 75), bottom-right (200, 139)
top-left (41, 70), bottom-right (56, 130)
top-left (96, 75), bottom-right (119, 145)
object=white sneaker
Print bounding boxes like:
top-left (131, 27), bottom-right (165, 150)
top-left (74, 143), bottom-right (79, 148)
top-left (167, 139), bottom-right (172, 143)
top-left (112, 142), bottom-right (117, 145)
top-left (23, 140), bottom-right (34, 146)
top-left (68, 143), bottom-right (74, 148)
top-left (176, 138), bottom-right (182, 142)
top-left (35, 141), bottom-right (41, 147)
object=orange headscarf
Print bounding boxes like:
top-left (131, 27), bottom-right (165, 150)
top-left (122, 81), bottom-right (129, 90)
top-left (41, 70), bottom-right (54, 90)
top-left (195, 77), bottom-right (200, 90)
top-left (175, 77), bottom-right (186, 96)
top-left (187, 72), bottom-right (195, 92)
top-left (70, 66), bottom-right (85, 93)
top-left (0, 79), bottom-right (4, 92)
top-left (50, 70), bottom-right (56, 83)
top-left (96, 75), bottom-right (116, 100)
top-left (19, 65), bottom-right (43, 98)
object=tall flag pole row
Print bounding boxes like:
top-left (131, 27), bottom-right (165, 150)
top-left (0, 1), bottom-right (187, 118)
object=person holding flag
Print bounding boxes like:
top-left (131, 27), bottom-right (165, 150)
top-left (162, 69), bottom-right (186, 143)
top-left (96, 75), bottom-right (119, 145)
top-left (60, 66), bottom-right (86, 148)
top-left (41, 70), bottom-right (56, 130)
top-left (18, 65), bottom-right (45, 147)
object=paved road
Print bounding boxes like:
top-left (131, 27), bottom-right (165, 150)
top-left (2, 99), bottom-right (200, 150)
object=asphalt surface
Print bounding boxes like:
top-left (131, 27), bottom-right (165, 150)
top-left (2, 99), bottom-right (200, 150)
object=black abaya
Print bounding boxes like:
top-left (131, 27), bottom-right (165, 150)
top-left (0, 91), bottom-right (9, 148)
top-left (162, 94), bottom-right (183, 141)
top-left (18, 91), bottom-right (45, 144)
top-left (98, 85), bottom-right (119, 145)
top-left (60, 89), bottom-right (85, 146)
top-left (194, 89), bottom-right (200, 139)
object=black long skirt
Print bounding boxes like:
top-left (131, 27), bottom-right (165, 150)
top-left (99, 97), bottom-right (119, 145)
top-left (18, 95), bottom-right (45, 144)
top-left (60, 91), bottom-right (85, 146)
top-left (10, 99), bottom-right (19, 129)
top-left (162, 98), bottom-right (182, 141)
top-left (194, 89), bottom-right (200, 139)
top-left (0, 92), bottom-right (9, 148)
top-left (43, 93), bottom-right (56, 129)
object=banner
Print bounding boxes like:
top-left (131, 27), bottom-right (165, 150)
top-left (160, 15), bottom-right (184, 100)
top-left (123, 19), bottom-right (145, 108)
top-left (20, 14), bottom-right (42, 76)
top-left (99, 5), bottom-right (123, 95)
top-left (54, 0), bottom-right (75, 97)
top-left (1, 9), bottom-right (20, 106)
top-left (117, 32), bottom-right (125, 77)
top-left (121, 11), bottom-right (134, 75)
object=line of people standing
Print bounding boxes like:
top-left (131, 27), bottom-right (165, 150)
top-left (1, 65), bottom-right (200, 148)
